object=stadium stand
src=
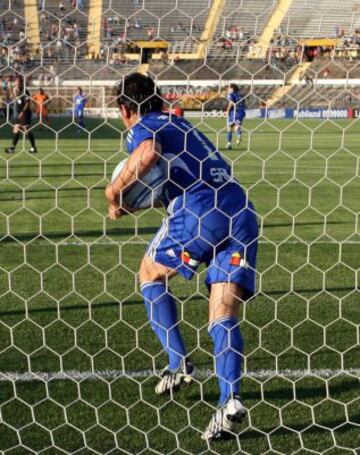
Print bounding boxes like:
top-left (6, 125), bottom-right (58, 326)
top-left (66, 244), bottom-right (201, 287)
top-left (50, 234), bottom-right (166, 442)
top-left (101, 0), bottom-right (213, 51)
top-left (38, 0), bottom-right (89, 66)
top-left (216, 0), bottom-right (276, 39)
top-left (272, 83), bottom-right (359, 109)
top-left (149, 57), bottom-right (296, 81)
top-left (281, 0), bottom-right (360, 38)
top-left (0, 2), bottom-right (27, 47)
top-left (0, 2), bottom-right (31, 74)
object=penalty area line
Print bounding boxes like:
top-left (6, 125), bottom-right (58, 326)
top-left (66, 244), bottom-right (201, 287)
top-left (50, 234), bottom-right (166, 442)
top-left (0, 368), bottom-right (359, 382)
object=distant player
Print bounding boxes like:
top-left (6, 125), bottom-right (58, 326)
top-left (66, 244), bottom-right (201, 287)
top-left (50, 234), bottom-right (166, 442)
top-left (226, 83), bottom-right (246, 150)
top-left (106, 74), bottom-right (258, 441)
top-left (73, 87), bottom-right (87, 131)
top-left (33, 87), bottom-right (50, 129)
top-left (5, 76), bottom-right (38, 154)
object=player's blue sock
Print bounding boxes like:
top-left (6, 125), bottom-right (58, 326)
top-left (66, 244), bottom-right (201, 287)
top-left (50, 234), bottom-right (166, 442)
top-left (141, 281), bottom-right (187, 372)
top-left (227, 131), bottom-right (232, 143)
top-left (237, 129), bottom-right (242, 138)
top-left (209, 317), bottom-right (243, 406)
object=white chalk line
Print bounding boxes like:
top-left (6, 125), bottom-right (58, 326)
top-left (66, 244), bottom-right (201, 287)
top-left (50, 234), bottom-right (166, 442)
top-left (2, 240), bottom-right (360, 247)
top-left (0, 368), bottom-right (359, 382)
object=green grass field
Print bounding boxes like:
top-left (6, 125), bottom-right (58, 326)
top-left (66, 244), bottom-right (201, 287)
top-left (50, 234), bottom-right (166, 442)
top-left (0, 117), bottom-right (359, 454)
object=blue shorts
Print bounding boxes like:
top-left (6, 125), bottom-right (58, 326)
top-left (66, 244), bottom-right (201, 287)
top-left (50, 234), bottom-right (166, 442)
top-left (227, 113), bottom-right (245, 127)
top-left (147, 189), bottom-right (258, 298)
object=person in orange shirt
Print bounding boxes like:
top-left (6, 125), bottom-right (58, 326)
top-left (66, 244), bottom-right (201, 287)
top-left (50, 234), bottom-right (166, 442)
top-left (33, 87), bottom-right (50, 129)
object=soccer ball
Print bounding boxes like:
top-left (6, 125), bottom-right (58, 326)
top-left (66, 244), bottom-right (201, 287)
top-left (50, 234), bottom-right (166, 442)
top-left (111, 158), bottom-right (165, 210)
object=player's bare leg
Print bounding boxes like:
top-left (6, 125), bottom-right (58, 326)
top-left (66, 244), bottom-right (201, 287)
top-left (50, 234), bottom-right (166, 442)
top-left (139, 255), bottom-right (194, 394)
top-left (202, 282), bottom-right (247, 441)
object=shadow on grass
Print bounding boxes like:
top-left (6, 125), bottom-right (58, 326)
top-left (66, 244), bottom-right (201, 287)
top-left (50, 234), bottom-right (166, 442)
top-left (202, 377), bottom-right (360, 411)
top-left (0, 227), bottom-right (157, 243)
top-left (0, 287), bottom-right (356, 318)
top-left (264, 220), bottom-right (349, 228)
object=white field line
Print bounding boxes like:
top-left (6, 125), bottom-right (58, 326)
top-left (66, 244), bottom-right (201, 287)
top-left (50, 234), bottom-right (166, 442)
top-left (2, 240), bottom-right (360, 247)
top-left (0, 368), bottom-right (359, 382)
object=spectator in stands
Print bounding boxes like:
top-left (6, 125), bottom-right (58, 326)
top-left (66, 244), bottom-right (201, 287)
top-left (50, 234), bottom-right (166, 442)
top-left (107, 26), bottom-right (113, 40)
top-left (0, 89), bottom-right (6, 117)
top-left (160, 50), bottom-right (168, 64)
top-left (51, 23), bottom-right (59, 39)
top-left (322, 67), bottom-right (330, 78)
top-left (119, 31), bottom-right (126, 44)
top-left (304, 73), bottom-right (314, 86)
top-left (56, 39), bottom-right (62, 61)
top-left (73, 22), bottom-right (81, 41)
top-left (77, 0), bottom-right (84, 10)
top-left (147, 26), bottom-right (155, 40)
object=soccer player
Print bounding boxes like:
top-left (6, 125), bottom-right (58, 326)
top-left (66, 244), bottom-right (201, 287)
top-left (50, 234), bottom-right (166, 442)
top-left (33, 87), bottom-right (50, 129)
top-left (226, 83), bottom-right (246, 150)
top-left (105, 73), bottom-right (258, 441)
top-left (5, 76), bottom-right (38, 154)
top-left (73, 86), bottom-right (87, 131)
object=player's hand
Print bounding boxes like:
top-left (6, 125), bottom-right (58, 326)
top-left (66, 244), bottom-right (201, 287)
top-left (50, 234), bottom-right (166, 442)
top-left (105, 184), bottom-right (136, 220)
top-left (108, 202), bottom-right (135, 220)
top-left (108, 203), bottom-right (123, 220)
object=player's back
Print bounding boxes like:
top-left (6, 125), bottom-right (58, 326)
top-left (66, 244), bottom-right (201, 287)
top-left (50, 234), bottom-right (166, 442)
top-left (127, 112), bottom-right (248, 211)
top-left (74, 95), bottom-right (85, 111)
top-left (15, 89), bottom-right (32, 120)
top-left (228, 92), bottom-right (245, 114)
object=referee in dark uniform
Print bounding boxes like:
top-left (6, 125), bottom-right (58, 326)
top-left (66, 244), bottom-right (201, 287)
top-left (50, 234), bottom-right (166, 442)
top-left (5, 76), bottom-right (38, 154)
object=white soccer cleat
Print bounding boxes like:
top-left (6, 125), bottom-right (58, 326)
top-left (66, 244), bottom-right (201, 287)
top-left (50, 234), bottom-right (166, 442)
top-left (201, 396), bottom-right (246, 441)
top-left (155, 359), bottom-right (194, 395)
top-left (226, 143), bottom-right (232, 150)
top-left (236, 137), bottom-right (242, 145)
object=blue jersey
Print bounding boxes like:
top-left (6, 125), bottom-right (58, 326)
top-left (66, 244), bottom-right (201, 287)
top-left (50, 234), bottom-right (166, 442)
top-left (227, 92), bottom-right (246, 121)
top-left (74, 94), bottom-right (86, 113)
top-left (127, 111), bottom-right (258, 297)
top-left (127, 112), bottom-right (247, 208)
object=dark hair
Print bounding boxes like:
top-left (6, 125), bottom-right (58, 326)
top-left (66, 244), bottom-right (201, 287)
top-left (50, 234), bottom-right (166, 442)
top-left (116, 73), bottom-right (163, 115)
top-left (15, 75), bottom-right (24, 88)
top-left (230, 83), bottom-right (239, 92)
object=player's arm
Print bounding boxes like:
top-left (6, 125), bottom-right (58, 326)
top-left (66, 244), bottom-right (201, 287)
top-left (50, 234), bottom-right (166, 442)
top-left (105, 139), bottom-right (162, 219)
top-left (226, 96), bottom-right (235, 116)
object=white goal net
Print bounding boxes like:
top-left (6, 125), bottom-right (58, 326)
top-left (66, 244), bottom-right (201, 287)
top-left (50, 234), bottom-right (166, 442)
top-left (0, 0), bottom-right (359, 454)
